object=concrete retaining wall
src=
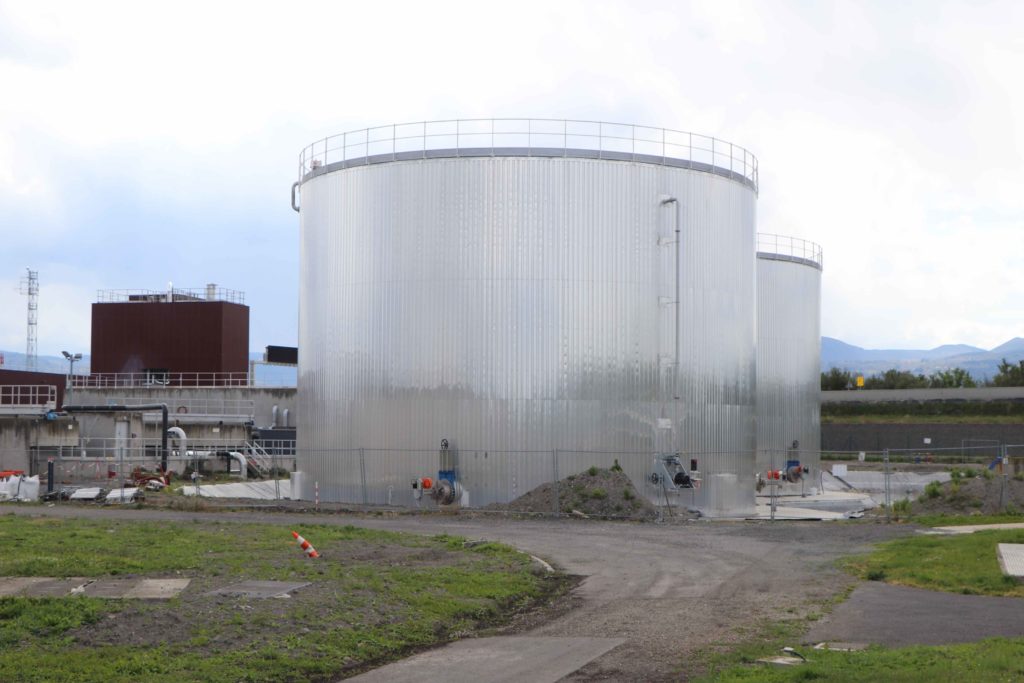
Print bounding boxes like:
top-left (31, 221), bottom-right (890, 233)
top-left (823, 422), bottom-right (1024, 452)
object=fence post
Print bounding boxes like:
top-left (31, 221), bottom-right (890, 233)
top-left (883, 448), bottom-right (891, 522)
top-left (1001, 444), bottom-right (1009, 512)
top-left (552, 449), bottom-right (560, 516)
top-left (359, 448), bottom-right (368, 506)
top-left (273, 446), bottom-right (281, 501)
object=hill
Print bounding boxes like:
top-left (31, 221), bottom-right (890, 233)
top-left (822, 337), bottom-right (1024, 380)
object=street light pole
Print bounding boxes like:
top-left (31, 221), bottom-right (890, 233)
top-left (62, 351), bottom-right (82, 408)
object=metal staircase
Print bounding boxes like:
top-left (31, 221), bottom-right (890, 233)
top-left (244, 441), bottom-right (274, 478)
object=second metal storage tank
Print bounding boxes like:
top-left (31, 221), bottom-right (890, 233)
top-left (294, 120), bottom-right (759, 516)
top-left (756, 233), bottom-right (823, 492)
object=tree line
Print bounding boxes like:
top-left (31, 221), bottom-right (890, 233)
top-left (821, 359), bottom-right (1024, 390)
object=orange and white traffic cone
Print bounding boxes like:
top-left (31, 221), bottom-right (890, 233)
top-left (291, 531), bottom-right (320, 558)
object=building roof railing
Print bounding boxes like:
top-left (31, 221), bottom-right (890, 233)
top-left (756, 233), bottom-right (823, 270)
top-left (69, 372), bottom-right (293, 389)
top-left (298, 118), bottom-right (758, 193)
top-left (96, 286), bottom-right (246, 305)
top-left (0, 385), bottom-right (57, 413)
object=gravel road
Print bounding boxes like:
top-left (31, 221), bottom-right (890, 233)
top-left (1, 505), bottom-right (912, 681)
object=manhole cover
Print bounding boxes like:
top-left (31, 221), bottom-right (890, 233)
top-left (206, 581), bottom-right (310, 599)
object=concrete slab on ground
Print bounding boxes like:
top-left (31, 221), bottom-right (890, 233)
top-left (804, 582), bottom-right (1024, 647)
top-left (0, 577), bottom-right (190, 599)
top-left (80, 579), bottom-right (135, 598)
top-left (104, 487), bottom-right (140, 504)
top-left (752, 505), bottom-right (846, 520)
top-left (69, 487), bottom-right (103, 500)
top-left (934, 522), bottom-right (1024, 534)
top-left (755, 490), bottom-right (875, 517)
top-left (180, 480), bottom-right (291, 499)
top-left (206, 580), bottom-right (309, 599)
top-left (124, 578), bottom-right (191, 599)
top-left (21, 578), bottom-right (91, 597)
top-left (346, 636), bottom-right (625, 683)
top-left (0, 577), bottom-right (51, 597)
top-left (998, 544), bottom-right (1024, 579)
top-left (830, 471), bottom-right (950, 493)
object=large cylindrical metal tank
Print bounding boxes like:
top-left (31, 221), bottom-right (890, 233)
top-left (295, 120), bottom-right (759, 516)
top-left (756, 233), bottom-right (823, 492)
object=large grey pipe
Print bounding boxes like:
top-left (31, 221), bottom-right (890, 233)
top-left (62, 404), bottom-right (169, 470)
top-left (660, 196), bottom-right (681, 400)
top-left (166, 427), bottom-right (188, 480)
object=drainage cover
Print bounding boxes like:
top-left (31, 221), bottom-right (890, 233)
top-left (206, 581), bottom-right (310, 599)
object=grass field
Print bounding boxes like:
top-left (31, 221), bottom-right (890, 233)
top-left (697, 526), bottom-right (1024, 681)
top-left (912, 512), bottom-right (1024, 527)
top-left (0, 514), bottom-right (562, 682)
top-left (703, 637), bottom-right (1024, 682)
top-left (843, 528), bottom-right (1024, 597)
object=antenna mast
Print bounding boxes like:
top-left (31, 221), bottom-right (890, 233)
top-left (19, 268), bottom-right (38, 372)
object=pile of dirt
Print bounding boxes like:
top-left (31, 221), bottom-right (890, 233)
top-left (911, 471), bottom-right (1024, 515)
top-left (487, 466), bottom-right (659, 520)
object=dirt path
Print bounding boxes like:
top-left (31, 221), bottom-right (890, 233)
top-left (1, 506), bottom-right (910, 681)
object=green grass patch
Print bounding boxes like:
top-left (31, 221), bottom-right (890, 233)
top-left (842, 529), bottom-right (1024, 597)
top-left (912, 513), bottom-right (1024, 527)
top-left (0, 515), bottom-right (560, 682)
top-left (701, 637), bottom-right (1024, 682)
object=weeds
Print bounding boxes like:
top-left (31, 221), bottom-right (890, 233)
top-left (890, 498), bottom-right (911, 516)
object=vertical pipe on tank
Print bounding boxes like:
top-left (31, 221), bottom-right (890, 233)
top-left (660, 196), bottom-right (680, 401)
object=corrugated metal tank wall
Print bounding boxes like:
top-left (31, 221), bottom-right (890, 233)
top-left (297, 142), bottom-right (758, 516)
top-left (756, 237), bottom-right (823, 491)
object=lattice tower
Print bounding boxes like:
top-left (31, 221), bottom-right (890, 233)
top-left (19, 269), bottom-right (38, 371)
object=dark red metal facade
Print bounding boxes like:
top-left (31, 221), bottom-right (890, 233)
top-left (91, 301), bottom-right (249, 375)
top-left (0, 369), bottom-right (66, 408)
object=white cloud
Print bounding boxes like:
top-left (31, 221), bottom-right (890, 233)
top-left (1, 0), bottom-right (1022, 353)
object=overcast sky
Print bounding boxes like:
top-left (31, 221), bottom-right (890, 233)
top-left (1, 0), bottom-right (1022, 357)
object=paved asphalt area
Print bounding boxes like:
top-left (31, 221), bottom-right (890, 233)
top-left (6, 506), bottom-right (1021, 681)
top-left (804, 581), bottom-right (1024, 647)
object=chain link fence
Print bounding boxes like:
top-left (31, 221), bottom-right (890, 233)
top-left (17, 440), bottom-right (297, 504)
top-left (294, 447), bottom-right (762, 518)
top-left (822, 444), bottom-right (1024, 519)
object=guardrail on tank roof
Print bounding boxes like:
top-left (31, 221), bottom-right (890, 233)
top-left (298, 118), bottom-right (758, 193)
top-left (757, 233), bottom-right (823, 269)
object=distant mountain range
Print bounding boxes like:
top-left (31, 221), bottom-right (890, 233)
top-left (4, 338), bottom-right (1022, 384)
top-left (822, 337), bottom-right (1024, 380)
top-left (0, 351), bottom-right (296, 386)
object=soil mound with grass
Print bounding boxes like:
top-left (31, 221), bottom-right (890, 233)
top-left (487, 466), bottom-right (658, 519)
top-left (911, 469), bottom-right (1024, 516)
